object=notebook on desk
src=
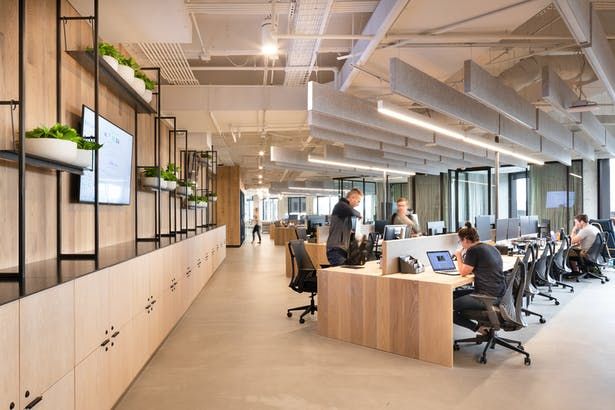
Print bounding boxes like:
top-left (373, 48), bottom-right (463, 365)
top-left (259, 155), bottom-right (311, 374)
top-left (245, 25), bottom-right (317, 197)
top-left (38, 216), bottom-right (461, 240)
top-left (426, 251), bottom-right (460, 275)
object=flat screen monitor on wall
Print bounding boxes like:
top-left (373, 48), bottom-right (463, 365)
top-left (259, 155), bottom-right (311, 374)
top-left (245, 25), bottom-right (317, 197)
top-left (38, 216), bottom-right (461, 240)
top-left (546, 191), bottom-right (575, 208)
top-left (78, 105), bottom-right (134, 205)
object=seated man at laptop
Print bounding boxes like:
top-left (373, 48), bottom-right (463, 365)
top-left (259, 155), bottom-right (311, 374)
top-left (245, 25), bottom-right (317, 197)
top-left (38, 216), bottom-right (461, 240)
top-left (453, 222), bottom-right (506, 335)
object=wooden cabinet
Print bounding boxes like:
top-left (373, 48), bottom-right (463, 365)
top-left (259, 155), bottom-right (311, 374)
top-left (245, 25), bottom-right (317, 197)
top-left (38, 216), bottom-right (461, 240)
top-left (20, 281), bottom-right (75, 408)
top-left (0, 301), bottom-right (19, 410)
top-left (108, 260), bottom-right (136, 331)
top-left (75, 344), bottom-right (110, 410)
top-left (108, 319), bottom-right (136, 406)
top-left (75, 269), bottom-right (110, 365)
top-left (30, 370), bottom-right (75, 410)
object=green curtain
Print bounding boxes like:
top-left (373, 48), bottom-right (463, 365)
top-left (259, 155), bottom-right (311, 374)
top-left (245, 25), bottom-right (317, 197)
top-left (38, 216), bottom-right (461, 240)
top-left (529, 163), bottom-right (568, 232)
top-left (415, 174), bottom-right (442, 231)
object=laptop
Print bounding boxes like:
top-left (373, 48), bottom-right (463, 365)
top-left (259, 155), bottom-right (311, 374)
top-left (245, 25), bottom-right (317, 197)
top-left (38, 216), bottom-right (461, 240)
top-left (426, 251), bottom-right (460, 276)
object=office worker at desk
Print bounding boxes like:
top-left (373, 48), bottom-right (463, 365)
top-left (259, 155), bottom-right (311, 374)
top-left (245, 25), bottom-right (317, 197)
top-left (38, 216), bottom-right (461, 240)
top-left (326, 188), bottom-right (363, 266)
top-left (568, 214), bottom-right (600, 274)
top-left (391, 197), bottom-right (421, 237)
top-left (453, 223), bottom-right (506, 335)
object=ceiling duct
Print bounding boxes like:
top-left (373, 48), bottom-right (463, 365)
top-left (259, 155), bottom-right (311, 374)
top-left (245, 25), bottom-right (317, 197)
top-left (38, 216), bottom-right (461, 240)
top-left (284, 0), bottom-right (334, 86)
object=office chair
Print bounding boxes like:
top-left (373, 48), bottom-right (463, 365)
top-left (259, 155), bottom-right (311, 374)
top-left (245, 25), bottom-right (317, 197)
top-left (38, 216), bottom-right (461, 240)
top-left (577, 232), bottom-right (610, 284)
top-left (286, 240), bottom-right (318, 323)
top-left (590, 221), bottom-right (615, 266)
top-left (454, 259), bottom-right (531, 366)
top-left (368, 232), bottom-right (382, 259)
top-left (295, 226), bottom-right (308, 241)
top-left (531, 242), bottom-right (560, 305)
top-left (519, 245), bottom-right (547, 324)
top-left (550, 236), bottom-right (575, 291)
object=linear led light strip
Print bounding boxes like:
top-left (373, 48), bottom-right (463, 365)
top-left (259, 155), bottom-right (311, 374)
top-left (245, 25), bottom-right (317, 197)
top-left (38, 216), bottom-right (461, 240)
top-left (307, 156), bottom-right (416, 176)
top-left (377, 101), bottom-right (545, 166)
top-left (288, 186), bottom-right (339, 192)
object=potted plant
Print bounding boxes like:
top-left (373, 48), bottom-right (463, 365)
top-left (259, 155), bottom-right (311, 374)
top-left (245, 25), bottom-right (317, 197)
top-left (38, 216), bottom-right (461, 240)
top-left (74, 138), bottom-right (103, 168)
top-left (117, 55), bottom-right (138, 85)
top-left (162, 163), bottom-right (179, 191)
top-left (177, 179), bottom-right (194, 196)
top-left (197, 195), bottom-right (208, 208)
top-left (187, 194), bottom-right (198, 209)
top-left (86, 42), bottom-right (121, 71)
top-left (132, 70), bottom-right (147, 95)
top-left (24, 123), bottom-right (79, 163)
top-left (207, 192), bottom-right (218, 202)
top-left (142, 76), bottom-right (155, 103)
top-left (141, 166), bottom-right (166, 190)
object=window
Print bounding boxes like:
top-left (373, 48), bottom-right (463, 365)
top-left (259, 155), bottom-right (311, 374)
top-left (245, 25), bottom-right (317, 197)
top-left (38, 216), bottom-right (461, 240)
top-left (245, 198), bottom-right (254, 224)
top-left (509, 171), bottom-right (528, 218)
top-left (452, 168), bottom-right (490, 229)
top-left (315, 196), bottom-right (337, 215)
top-left (262, 198), bottom-right (278, 222)
top-left (287, 197), bottom-right (306, 218)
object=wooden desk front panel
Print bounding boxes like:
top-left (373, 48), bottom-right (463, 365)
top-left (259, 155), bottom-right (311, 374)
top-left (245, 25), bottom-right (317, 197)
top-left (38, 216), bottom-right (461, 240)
top-left (284, 242), bottom-right (327, 277)
top-left (318, 270), bottom-right (457, 367)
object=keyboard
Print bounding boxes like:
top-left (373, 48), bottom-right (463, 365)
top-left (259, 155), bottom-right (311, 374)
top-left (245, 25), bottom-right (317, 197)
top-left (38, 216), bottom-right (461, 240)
top-left (434, 269), bottom-right (460, 276)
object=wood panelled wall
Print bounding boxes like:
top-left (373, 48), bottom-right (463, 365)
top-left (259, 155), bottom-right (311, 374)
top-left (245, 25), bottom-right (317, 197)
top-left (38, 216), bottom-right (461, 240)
top-left (0, 0), bottom-right (160, 268)
top-left (216, 166), bottom-right (242, 246)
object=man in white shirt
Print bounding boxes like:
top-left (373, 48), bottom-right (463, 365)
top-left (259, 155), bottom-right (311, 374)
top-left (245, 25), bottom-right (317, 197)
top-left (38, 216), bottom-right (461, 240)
top-left (568, 214), bottom-right (600, 273)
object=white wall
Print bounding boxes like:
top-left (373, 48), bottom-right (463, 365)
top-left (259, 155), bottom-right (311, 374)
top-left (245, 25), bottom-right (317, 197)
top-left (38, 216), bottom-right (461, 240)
top-left (497, 173), bottom-right (509, 219)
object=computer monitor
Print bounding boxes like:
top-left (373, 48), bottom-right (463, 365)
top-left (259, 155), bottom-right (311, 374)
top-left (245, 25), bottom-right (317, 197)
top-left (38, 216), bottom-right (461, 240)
top-left (383, 225), bottom-right (406, 241)
top-left (427, 221), bottom-right (445, 235)
top-left (529, 215), bottom-right (539, 234)
top-left (507, 218), bottom-right (520, 239)
top-left (519, 215), bottom-right (537, 236)
top-left (475, 216), bottom-right (492, 242)
top-left (375, 220), bottom-right (387, 235)
top-left (495, 218), bottom-right (508, 242)
top-left (288, 214), bottom-right (298, 221)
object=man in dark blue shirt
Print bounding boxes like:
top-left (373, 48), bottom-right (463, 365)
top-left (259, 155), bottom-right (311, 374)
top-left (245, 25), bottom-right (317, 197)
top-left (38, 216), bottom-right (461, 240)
top-left (326, 189), bottom-right (363, 266)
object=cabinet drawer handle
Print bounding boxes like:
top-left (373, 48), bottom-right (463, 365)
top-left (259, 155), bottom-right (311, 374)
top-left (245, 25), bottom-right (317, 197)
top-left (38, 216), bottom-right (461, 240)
top-left (111, 331), bottom-right (120, 338)
top-left (151, 299), bottom-right (157, 305)
top-left (145, 304), bottom-right (151, 310)
top-left (25, 396), bottom-right (42, 409)
top-left (100, 339), bottom-right (110, 347)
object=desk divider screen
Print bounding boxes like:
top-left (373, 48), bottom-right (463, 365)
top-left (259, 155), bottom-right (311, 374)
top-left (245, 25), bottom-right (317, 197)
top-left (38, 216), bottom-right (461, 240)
top-left (381, 233), bottom-right (459, 274)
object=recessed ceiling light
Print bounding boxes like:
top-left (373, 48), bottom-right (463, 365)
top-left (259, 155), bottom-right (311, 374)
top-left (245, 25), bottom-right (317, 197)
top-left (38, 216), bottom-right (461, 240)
top-left (307, 156), bottom-right (415, 176)
top-left (258, 150), bottom-right (265, 156)
top-left (258, 165), bottom-right (263, 170)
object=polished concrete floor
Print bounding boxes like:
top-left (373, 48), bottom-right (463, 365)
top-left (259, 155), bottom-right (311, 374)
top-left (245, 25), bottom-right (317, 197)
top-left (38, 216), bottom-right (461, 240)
top-left (116, 235), bottom-right (615, 410)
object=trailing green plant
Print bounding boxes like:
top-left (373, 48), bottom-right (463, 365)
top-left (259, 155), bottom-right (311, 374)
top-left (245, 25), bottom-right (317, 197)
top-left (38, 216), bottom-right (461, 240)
top-left (86, 42), bottom-right (120, 59)
top-left (161, 163), bottom-right (179, 181)
top-left (187, 194), bottom-right (198, 202)
top-left (178, 179), bottom-right (196, 188)
top-left (208, 192), bottom-right (217, 197)
top-left (135, 70), bottom-right (156, 90)
top-left (143, 167), bottom-right (161, 178)
top-left (118, 55), bottom-right (140, 71)
top-left (77, 139), bottom-right (103, 150)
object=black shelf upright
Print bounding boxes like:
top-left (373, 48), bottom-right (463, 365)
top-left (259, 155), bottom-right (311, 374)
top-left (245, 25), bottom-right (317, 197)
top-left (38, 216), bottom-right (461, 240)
top-left (56, 0), bottom-right (99, 264)
top-left (160, 116), bottom-right (178, 238)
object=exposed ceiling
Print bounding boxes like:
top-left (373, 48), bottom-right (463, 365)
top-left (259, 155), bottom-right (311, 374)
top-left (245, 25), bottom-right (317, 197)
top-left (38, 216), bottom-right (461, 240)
top-left (71, 0), bottom-right (615, 190)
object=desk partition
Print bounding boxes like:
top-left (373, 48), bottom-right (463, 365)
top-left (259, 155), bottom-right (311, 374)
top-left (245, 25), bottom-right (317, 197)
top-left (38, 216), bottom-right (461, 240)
top-left (381, 233), bottom-right (459, 274)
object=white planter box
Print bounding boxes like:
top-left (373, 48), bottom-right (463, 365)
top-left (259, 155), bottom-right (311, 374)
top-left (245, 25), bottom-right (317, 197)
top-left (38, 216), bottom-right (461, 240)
top-left (102, 55), bottom-right (119, 71)
top-left (164, 181), bottom-right (177, 191)
top-left (131, 77), bottom-right (146, 94)
top-left (117, 64), bottom-right (134, 84)
top-left (197, 201), bottom-right (208, 208)
top-left (142, 176), bottom-right (164, 189)
top-left (73, 149), bottom-right (93, 168)
top-left (177, 186), bottom-right (192, 196)
top-left (188, 201), bottom-right (197, 209)
top-left (143, 89), bottom-right (153, 103)
top-left (24, 138), bottom-right (77, 164)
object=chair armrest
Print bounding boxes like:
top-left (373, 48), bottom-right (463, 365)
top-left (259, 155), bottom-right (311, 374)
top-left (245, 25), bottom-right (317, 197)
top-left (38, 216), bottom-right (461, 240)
top-left (319, 264), bottom-right (331, 269)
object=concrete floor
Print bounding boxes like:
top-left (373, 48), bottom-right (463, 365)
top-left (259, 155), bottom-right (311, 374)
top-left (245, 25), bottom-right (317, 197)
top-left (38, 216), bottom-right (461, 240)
top-left (116, 235), bottom-right (615, 410)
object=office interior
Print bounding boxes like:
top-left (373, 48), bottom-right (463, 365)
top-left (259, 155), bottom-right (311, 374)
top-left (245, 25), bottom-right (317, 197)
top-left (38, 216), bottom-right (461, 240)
top-left (1, 0), bottom-right (615, 409)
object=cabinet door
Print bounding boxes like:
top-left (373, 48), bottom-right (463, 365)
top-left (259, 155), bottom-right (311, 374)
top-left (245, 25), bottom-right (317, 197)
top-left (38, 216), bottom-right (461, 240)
top-left (109, 259), bottom-right (136, 331)
top-left (133, 255), bottom-right (152, 320)
top-left (108, 319), bottom-right (135, 406)
top-left (129, 312), bottom-right (150, 377)
top-left (0, 301), bottom-right (19, 410)
top-left (20, 281), bottom-right (75, 405)
top-left (25, 370), bottom-right (75, 410)
top-left (75, 269), bottom-right (110, 364)
top-left (75, 346), bottom-right (110, 410)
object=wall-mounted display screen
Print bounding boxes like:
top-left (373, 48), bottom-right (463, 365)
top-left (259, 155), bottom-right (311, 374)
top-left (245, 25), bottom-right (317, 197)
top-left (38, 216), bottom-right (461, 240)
top-left (78, 105), bottom-right (133, 205)
top-left (546, 191), bottom-right (574, 208)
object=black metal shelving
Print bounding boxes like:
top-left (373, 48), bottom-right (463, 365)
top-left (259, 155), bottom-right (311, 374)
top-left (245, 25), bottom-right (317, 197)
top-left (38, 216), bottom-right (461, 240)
top-left (0, 150), bottom-right (85, 175)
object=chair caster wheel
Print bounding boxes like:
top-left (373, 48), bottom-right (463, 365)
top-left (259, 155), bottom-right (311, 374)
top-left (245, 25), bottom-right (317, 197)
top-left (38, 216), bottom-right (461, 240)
top-left (601, 280), bottom-right (605, 284)
top-left (479, 356), bottom-right (487, 364)
top-left (453, 343), bottom-right (460, 351)
top-left (570, 289), bottom-right (574, 293)
top-left (554, 300), bottom-right (560, 306)
top-left (605, 277), bottom-right (610, 282)
top-left (524, 357), bottom-right (531, 366)
top-left (539, 318), bottom-right (546, 324)
top-left (519, 345), bottom-right (525, 351)
top-left (287, 312), bottom-right (292, 318)
top-left (299, 318), bottom-right (305, 324)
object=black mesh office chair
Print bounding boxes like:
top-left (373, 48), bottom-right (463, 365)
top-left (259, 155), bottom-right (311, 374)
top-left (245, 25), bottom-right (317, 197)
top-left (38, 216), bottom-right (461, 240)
top-left (286, 239), bottom-right (318, 323)
top-left (578, 232), bottom-right (610, 284)
top-left (368, 232), bottom-right (381, 259)
top-left (454, 259), bottom-right (531, 366)
top-left (550, 236), bottom-right (575, 292)
top-left (295, 226), bottom-right (308, 241)
top-left (519, 245), bottom-right (546, 324)
top-left (591, 221), bottom-right (615, 266)
top-left (531, 242), bottom-right (560, 305)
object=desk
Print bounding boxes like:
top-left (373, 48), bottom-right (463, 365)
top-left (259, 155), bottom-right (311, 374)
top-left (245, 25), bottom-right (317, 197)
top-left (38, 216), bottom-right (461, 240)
top-left (317, 257), bottom-right (518, 367)
top-left (285, 242), bottom-right (328, 277)
top-left (274, 226), bottom-right (301, 246)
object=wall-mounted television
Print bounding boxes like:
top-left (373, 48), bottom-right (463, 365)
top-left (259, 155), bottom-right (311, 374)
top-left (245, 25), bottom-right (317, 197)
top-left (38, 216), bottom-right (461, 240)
top-left (78, 105), bottom-right (133, 205)
top-left (545, 191), bottom-right (574, 209)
